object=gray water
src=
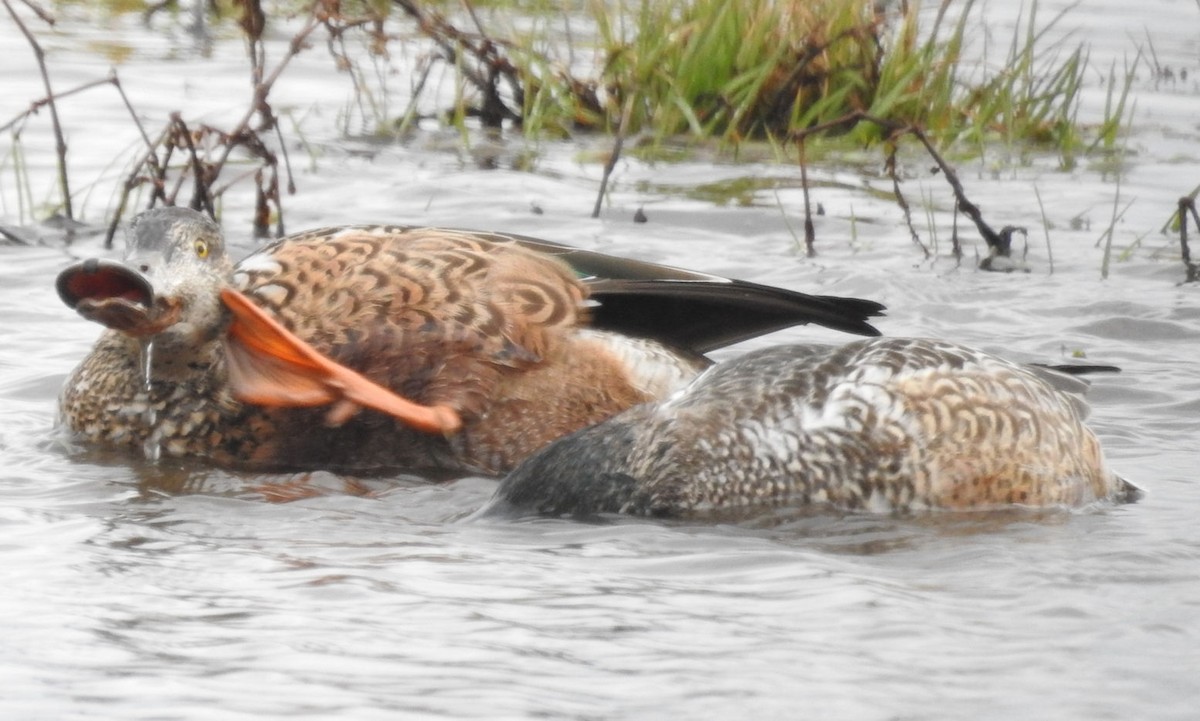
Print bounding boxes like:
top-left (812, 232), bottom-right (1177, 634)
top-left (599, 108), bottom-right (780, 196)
top-left (1, 2), bottom-right (1198, 719)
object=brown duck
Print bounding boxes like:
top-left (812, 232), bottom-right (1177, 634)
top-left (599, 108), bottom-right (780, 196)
top-left (56, 207), bottom-right (884, 475)
top-left (488, 338), bottom-right (1137, 517)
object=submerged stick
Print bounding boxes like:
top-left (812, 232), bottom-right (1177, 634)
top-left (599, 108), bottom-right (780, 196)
top-left (909, 126), bottom-right (1006, 258)
top-left (392, 0), bottom-right (524, 127)
top-left (797, 138), bottom-right (816, 257)
top-left (1180, 196), bottom-right (1199, 283)
top-left (885, 143), bottom-right (930, 259)
top-left (950, 198), bottom-right (962, 260)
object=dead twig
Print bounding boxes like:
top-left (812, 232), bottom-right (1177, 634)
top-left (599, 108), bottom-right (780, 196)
top-left (107, 3), bottom-right (326, 241)
top-left (4, 0), bottom-right (72, 219)
top-left (1179, 196), bottom-right (1200, 283)
top-left (392, 0), bottom-right (524, 128)
top-left (950, 196), bottom-right (962, 260)
top-left (797, 138), bottom-right (816, 257)
top-left (4, 70), bottom-right (165, 246)
top-left (790, 111), bottom-right (898, 257)
top-left (884, 142), bottom-right (931, 259)
top-left (789, 111), bottom-right (1013, 262)
top-left (15, 0), bottom-right (54, 23)
top-left (908, 126), bottom-right (1008, 259)
top-left (0, 76), bottom-right (117, 135)
top-left (592, 95), bottom-right (634, 219)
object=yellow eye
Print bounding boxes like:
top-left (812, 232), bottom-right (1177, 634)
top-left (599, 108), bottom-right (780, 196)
top-left (194, 240), bottom-right (209, 258)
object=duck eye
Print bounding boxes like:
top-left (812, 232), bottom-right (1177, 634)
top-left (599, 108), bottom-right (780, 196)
top-left (194, 240), bottom-right (209, 258)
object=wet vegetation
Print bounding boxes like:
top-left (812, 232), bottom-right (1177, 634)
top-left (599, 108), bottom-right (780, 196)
top-left (1, 0), bottom-right (1195, 279)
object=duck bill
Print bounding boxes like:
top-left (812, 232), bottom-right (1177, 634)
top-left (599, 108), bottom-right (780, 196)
top-left (55, 258), bottom-right (182, 337)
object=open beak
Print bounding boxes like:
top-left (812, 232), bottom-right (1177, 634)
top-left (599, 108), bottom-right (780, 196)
top-left (56, 258), bottom-right (182, 336)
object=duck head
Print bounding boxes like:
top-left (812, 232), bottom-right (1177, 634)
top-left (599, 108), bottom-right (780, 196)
top-left (56, 207), bottom-right (234, 348)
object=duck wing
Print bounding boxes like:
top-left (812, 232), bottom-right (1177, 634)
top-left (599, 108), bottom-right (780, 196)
top-left (224, 227), bottom-right (587, 426)
top-left (584, 278), bottom-right (883, 353)
top-left (478, 230), bottom-right (886, 350)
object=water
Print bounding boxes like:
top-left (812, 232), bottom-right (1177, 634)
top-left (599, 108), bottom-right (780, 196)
top-left (1, 2), bottom-right (1198, 719)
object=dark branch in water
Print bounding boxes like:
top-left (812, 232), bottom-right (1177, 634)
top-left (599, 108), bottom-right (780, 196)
top-left (593, 98), bottom-right (634, 219)
top-left (105, 7), bottom-right (325, 242)
top-left (0, 76), bottom-right (115, 135)
top-left (111, 73), bottom-right (160, 161)
top-left (950, 198), bottom-right (963, 261)
top-left (172, 114), bottom-right (216, 216)
top-left (0, 67), bottom-right (163, 249)
top-left (790, 112), bottom-right (894, 257)
top-left (797, 139), bottom-right (815, 257)
top-left (392, 0), bottom-right (525, 129)
top-left (908, 126), bottom-right (1010, 259)
top-left (15, 0), bottom-right (54, 23)
top-left (1179, 196), bottom-right (1199, 283)
top-left (789, 112), bottom-right (1011, 264)
top-left (4, 0), bottom-right (72, 220)
top-left (107, 122), bottom-right (174, 249)
top-left (884, 142), bottom-right (930, 259)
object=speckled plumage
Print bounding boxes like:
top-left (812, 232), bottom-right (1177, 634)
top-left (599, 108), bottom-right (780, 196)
top-left (58, 208), bottom-right (883, 475)
top-left (489, 338), bottom-right (1134, 517)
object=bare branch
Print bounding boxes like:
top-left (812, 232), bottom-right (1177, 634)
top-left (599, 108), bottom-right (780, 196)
top-left (4, 0), bottom-right (72, 219)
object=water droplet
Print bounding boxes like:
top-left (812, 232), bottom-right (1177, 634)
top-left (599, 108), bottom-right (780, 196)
top-left (138, 338), bottom-right (155, 392)
top-left (137, 338), bottom-right (160, 460)
top-left (142, 435), bottom-right (162, 462)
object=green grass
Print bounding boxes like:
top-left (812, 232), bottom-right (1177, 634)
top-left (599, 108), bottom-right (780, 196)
top-left (0, 135), bottom-right (35, 224)
top-left (29, 0), bottom-right (1130, 164)
top-left (401, 0), bottom-right (1121, 170)
top-left (61, 0), bottom-right (1123, 164)
top-left (587, 0), bottom-right (886, 143)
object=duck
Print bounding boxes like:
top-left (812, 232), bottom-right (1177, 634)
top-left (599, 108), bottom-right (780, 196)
top-left (56, 206), bottom-right (884, 475)
top-left (485, 337), bottom-right (1137, 517)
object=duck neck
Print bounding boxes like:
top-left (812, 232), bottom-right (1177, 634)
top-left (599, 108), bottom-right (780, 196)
top-left (115, 328), bottom-right (225, 390)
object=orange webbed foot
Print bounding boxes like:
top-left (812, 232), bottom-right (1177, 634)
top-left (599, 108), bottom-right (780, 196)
top-left (219, 288), bottom-right (462, 435)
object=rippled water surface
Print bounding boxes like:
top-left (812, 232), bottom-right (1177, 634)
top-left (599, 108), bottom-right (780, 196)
top-left (2, 2), bottom-right (1198, 719)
